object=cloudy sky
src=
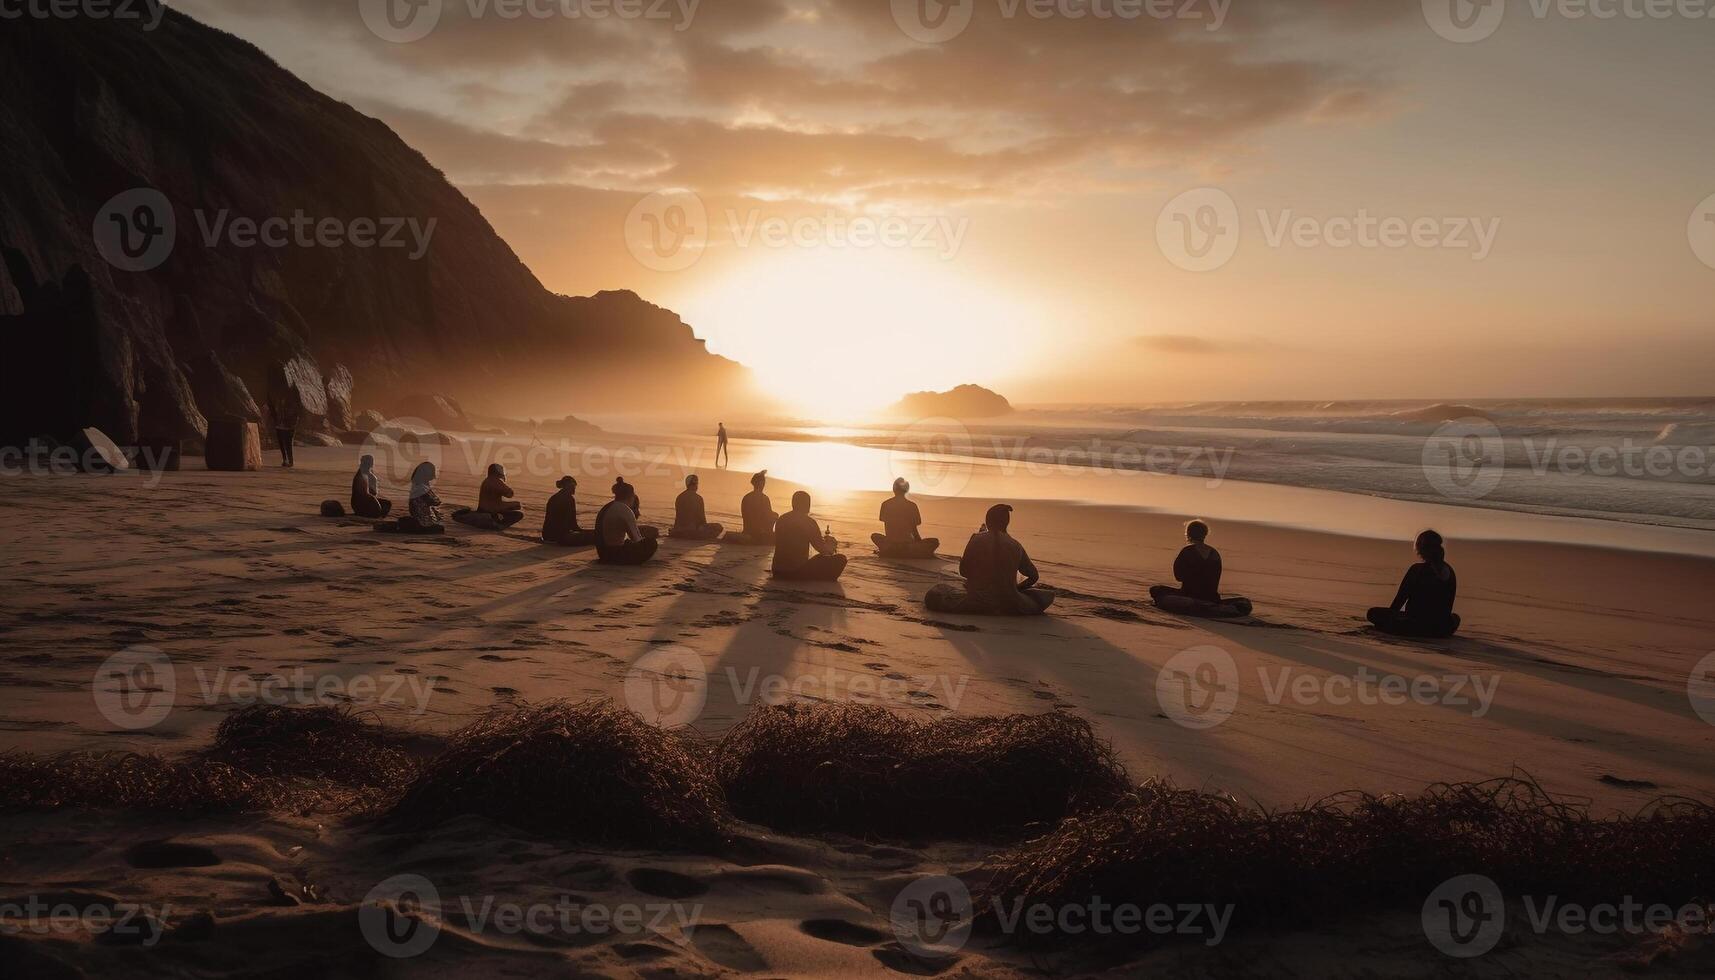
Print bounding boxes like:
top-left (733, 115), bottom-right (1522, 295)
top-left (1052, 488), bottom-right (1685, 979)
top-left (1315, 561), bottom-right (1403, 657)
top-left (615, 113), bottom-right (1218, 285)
top-left (178, 0), bottom-right (1715, 414)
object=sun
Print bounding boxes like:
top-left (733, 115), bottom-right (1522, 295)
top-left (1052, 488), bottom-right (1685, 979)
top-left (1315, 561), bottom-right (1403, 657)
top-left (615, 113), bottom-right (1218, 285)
top-left (677, 248), bottom-right (1037, 421)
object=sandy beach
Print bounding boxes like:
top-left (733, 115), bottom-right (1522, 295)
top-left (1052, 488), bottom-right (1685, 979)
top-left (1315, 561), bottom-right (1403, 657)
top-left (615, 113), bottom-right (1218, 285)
top-left (4, 432), bottom-right (1713, 976)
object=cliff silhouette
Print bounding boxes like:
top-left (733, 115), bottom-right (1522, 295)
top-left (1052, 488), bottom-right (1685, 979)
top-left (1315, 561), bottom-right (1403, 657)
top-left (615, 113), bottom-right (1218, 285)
top-left (0, 11), bottom-right (751, 447)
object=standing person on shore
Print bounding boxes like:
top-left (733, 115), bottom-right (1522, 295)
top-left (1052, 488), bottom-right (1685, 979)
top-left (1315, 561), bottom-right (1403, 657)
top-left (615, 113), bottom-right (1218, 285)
top-left (265, 378), bottom-right (300, 468)
top-left (715, 422), bottom-right (729, 468)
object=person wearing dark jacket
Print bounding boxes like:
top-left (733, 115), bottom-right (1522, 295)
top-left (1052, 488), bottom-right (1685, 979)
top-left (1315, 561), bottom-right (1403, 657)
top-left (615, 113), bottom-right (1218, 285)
top-left (542, 475), bottom-right (596, 546)
top-left (1148, 520), bottom-right (1251, 615)
top-left (1368, 530), bottom-right (1461, 638)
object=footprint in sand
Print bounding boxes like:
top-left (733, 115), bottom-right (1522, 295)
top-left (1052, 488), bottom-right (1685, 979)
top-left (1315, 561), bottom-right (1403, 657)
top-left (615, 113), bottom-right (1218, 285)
top-left (125, 840), bottom-right (220, 869)
top-left (688, 923), bottom-right (768, 972)
top-left (626, 867), bottom-right (710, 899)
top-left (800, 918), bottom-right (888, 946)
top-left (872, 943), bottom-right (962, 975)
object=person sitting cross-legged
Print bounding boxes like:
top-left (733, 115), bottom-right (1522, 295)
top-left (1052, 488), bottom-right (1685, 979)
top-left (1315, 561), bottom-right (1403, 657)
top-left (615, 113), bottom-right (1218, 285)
top-left (542, 475), bottom-right (596, 546)
top-left (871, 478), bottom-right (939, 558)
top-left (771, 491), bottom-right (847, 582)
top-left (925, 503), bottom-right (1053, 615)
top-left (595, 479), bottom-right (659, 565)
top-left (670, 474), bottom-right (724, 540)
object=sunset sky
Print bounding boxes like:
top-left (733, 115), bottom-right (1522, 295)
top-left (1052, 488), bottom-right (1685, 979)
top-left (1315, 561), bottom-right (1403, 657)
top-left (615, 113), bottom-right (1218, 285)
top-left (179, 0), bottom-right (1715, 416)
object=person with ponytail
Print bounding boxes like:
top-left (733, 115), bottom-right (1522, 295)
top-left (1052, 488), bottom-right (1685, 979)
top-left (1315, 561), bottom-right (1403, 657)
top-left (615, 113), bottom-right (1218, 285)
top-left (1367, 529), bottom-right (1461, 638)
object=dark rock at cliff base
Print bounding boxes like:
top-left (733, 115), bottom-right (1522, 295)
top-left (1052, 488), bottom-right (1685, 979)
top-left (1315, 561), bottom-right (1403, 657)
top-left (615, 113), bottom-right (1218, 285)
top-left (389, 394), bottom-right (471, 431)
top-left (890, 385), bottom-right (1014, 419)
top-left (0, 12), bottom-right (754, 447)
top-left (205, 418), bottom-right (261, 471)
top-left (352, 409), bottom-right (387, 433)
top-left (325, 364), bottom-right (355, 430)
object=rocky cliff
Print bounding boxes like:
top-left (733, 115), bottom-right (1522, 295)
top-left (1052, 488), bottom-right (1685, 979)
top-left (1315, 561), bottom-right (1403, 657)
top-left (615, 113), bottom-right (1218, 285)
top-left (0, 11), bottom-right (749, 448)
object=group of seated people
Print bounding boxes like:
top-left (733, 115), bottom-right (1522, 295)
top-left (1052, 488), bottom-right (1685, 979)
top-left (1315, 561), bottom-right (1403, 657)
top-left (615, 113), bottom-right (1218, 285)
top-left (353, 460), bottom-right (1459, 634)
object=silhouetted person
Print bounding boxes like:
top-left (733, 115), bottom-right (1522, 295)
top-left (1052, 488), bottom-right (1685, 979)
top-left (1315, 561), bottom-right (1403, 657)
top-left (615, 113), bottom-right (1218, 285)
top-left (772, 490), bottom-right (846, 581)
top-left (618, 478), bottom-right (659, 539)
top-left (350, 454), bottom-right (391, 518)
top-left (477, 463), bottom-right (525, 528)
top-left (872, 477), bottom-right (939, 558)
top-left (927, 504), bottom-right (1052, 614)
top-left (726, 470), bottom-right (776, 544)
top-left (543, 475), bottom-right (596, 546)
top-left (1149, 520), bottom-right (1252, 616)
top-left (1368, 529), bottom-right (1460, 638)
top-left (715, 422), bottom-right (729, 468)
top-left (396, 461), bottom-right (444, 534)
top-left (672, 474), bottom-right (724, 539)
top-left (596, 479), bottom-right (658, 565)
top-left (265, 381), bottom-right (300, 468)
